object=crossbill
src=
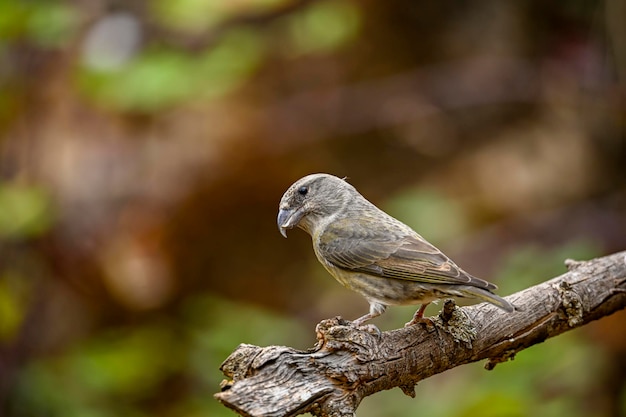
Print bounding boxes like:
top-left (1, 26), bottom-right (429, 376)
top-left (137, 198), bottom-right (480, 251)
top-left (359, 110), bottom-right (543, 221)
top-left (277, 173), bottom-right (515, 327)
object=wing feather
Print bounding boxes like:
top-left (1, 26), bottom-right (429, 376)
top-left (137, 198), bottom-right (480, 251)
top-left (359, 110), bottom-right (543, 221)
top-left (317, 216), bottom-right (495, 290)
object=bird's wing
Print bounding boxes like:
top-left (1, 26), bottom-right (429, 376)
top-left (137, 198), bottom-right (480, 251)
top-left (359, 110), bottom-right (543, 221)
top-left (318, 217), bottom-right (496, 290)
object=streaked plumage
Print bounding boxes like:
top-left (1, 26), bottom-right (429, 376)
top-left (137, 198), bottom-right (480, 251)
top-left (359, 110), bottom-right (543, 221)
top-left (278, 173), bottom-right (514, 327)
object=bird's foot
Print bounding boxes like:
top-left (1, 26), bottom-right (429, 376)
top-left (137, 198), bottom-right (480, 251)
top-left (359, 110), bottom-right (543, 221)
top-left (405, 303), bottom-right (433, 328)
top-left (404, 316), bottom-right (434, 328)
top-left (350, 309), bottom-right (384, 336)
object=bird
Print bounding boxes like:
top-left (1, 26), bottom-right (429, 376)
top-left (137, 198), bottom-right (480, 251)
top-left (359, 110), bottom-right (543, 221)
top-left (277, 173), bottom-right (515, 327)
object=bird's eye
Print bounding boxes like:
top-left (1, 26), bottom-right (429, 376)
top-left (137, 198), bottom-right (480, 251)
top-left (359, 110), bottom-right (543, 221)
top-left (298, 186), bottom-right (308, 196)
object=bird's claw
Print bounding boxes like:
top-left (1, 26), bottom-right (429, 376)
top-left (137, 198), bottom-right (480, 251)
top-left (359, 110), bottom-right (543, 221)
top-left (404, 317), bottom-right (434, 328)
top-left (351, 322), bottom-right (382, 337)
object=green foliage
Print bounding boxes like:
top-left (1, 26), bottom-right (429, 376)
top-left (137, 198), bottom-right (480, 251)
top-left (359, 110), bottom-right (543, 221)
top-left (287, 0), bottom-right (361, 55)
top-left (384, 188), bottom-right (469, 245)
top-left (0, 270), bottom-right (31, 341)
top-left (496, 240), bottom-right (601, 291)
top-left (181, 294), bottom-right (310, 381)
top-left (78, 29), bottom-right (264, 111)
top-left (196, 30), bottom-right (266, 97)
top-left (0, 1), bottom-right (77, 47)
top-left (77, 0), bottom-right (360, 113)
top-left (14, 323), bottom-right (180, 417)
top-left (151, 0), bottom-right (288, 34)
top-left (10, 294), bottom-right (308, 417)
top-left (70, 325), bottom-right (182, 396)
top-left (0, 183), bottom-right (54, 239)
top-left (26, 2), bottom-right (78, 47)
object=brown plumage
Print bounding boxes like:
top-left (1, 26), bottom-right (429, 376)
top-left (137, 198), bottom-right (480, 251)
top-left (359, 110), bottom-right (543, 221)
top-left (278, 173), bottom-right (515, 327)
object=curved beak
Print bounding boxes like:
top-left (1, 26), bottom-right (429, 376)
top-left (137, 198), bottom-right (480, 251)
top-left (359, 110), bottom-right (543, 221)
top-left (277, 207), bottom-right (303, 238)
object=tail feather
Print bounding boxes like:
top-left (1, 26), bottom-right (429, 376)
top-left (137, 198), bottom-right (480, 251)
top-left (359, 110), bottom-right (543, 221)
top-left (458, 285), bottom-right (516, 312)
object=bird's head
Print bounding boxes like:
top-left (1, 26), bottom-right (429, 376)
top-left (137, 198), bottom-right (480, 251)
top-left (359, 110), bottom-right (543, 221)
top-left (277, 173), bottom-right (354, 238)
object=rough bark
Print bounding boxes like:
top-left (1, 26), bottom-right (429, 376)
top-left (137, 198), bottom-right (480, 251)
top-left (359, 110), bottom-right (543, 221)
top-left (215, 251), bottom-right (626, 417)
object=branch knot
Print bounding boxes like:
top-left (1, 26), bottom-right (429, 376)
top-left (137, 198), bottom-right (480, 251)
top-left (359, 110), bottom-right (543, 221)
top-left (555, 281), bottom-right (584, 327)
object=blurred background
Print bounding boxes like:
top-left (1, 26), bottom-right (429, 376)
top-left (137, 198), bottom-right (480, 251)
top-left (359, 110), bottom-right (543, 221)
top-left (1, 0), bottom-right (625, 416)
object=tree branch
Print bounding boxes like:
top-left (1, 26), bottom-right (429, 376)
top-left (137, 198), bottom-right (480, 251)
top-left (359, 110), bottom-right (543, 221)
top-left (215, 251), bottom-right (626, 417)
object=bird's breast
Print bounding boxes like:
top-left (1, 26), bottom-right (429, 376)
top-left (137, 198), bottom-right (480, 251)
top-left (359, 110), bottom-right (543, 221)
top-left (315, 259), bottom-right (442, 307)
